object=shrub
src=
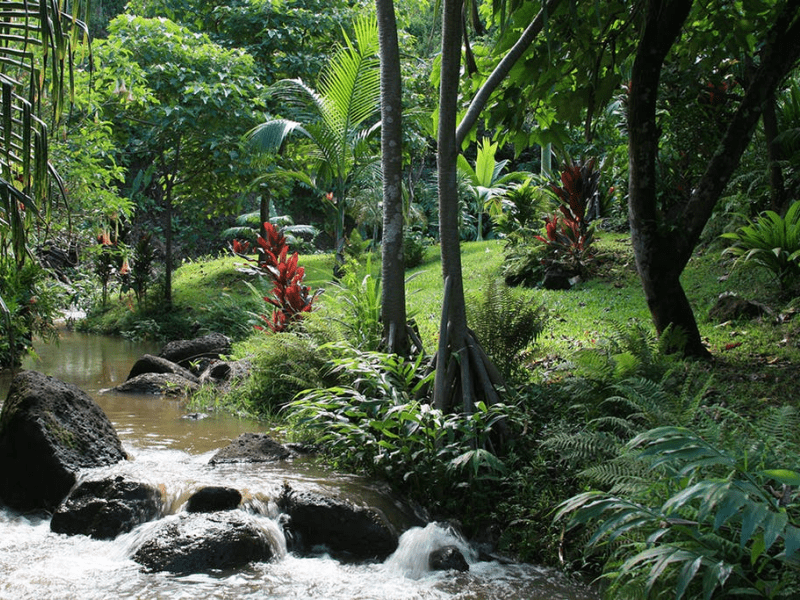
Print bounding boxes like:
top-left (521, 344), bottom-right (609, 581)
top-left (466, 277), bottom-right (545, 381)
top-left (323, 258), bottom-right (383, 351)
top-left (533, 158), bottom-right (601, 276)
top-left (0, 258), bottom-right (60, 367)
top-left (555, 415), bottom-right (800, 600)
top-left (130, 233), bottom-right (156, 308)
top-left (192, 332), bottom-right (330, 418)
top-left (287, 343), bottom-right (515, 507)
top-left (721, 201), bottom-right (800, 292)
top-left (403, 229), bottom-right (428, 270)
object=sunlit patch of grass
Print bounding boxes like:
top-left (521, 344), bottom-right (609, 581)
top-left (405, 241), bottom-right (506, 351)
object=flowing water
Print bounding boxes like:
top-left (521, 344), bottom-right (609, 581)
top-left (0, 331), bottom-right (598, 600)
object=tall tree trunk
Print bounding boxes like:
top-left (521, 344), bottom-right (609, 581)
top-left (163, 176), bottom-right (173, 310)
top-left (434, 0), bottom-right (469, 412)
top-left (376, 0), bottom-right (409, 355)
top-left (629, 0), bottom-right (800, 358)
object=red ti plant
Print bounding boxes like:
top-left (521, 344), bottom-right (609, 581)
top-left (231, 238), bottom-right (252, 255)
top-left (250, 222), bottom-right (320, 333)
top-left (536, 158), bottom-right (601, 275)
top-left (549, 157), bottom-right (600, 228)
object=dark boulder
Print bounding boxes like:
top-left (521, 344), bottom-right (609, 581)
top-left (542, 265), bottom-right (580, 290)
top-left (126, 354), bottom-right (200, 384)
top-left (278, 484), bottom-right (398, 561)
top-left (186, 486), bottom-right (242, 513)
top-left (209, 433), bottom-right (291, 465)
top-left (429, 545), bottom-right (470, 572)
top-left (198, 359), bottom-right (251, 395)
top-left (0, 371), bottom-right (126, 511)
top-left (158, 333), bottom-right (231, 371)
top-left (133, 511), bottom-right (277, 574)
top-left (709, 292), bottom-right (771, 323)
top-left (106, 372), bottom-right (200, 396)
top-left (50, 476), bottom-right (162, 539)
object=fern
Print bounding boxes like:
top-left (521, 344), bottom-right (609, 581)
top-left (544, 430), bottom-right (622, 463)
top-left (579, 455), bottom-right (654, 495)
top-left (760, 405), bottom-right (800, 456)
top-left (556, 416), bottom-right (800, 600)
top-left (466, 276), bottom-right (546, 380)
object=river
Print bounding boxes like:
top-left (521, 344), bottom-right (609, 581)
top-left (0, 331), bottom-right (599, 600)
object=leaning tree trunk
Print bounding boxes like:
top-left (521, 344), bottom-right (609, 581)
top-left (627, 0), bottom-right (697, 352)
top-left (629, 0), bottom-right (800, 358)
top-left (433, 0), bottom-right (505, 414)
top-left (376, 0), bottom-right (410, 355)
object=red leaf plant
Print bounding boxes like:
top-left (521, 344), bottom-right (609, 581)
top-left (248, 222), bottom-right (321, 333)
top-left (536, 159), bottom-right (601, 275)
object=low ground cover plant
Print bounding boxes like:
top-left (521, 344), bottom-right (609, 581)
top-left (721, 201), bottom-right (800, 293)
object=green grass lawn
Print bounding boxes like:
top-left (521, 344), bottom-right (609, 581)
top-left (86, 231), bottom-right (800, 412)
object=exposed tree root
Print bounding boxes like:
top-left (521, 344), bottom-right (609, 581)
top-left (432, 277), bottom-right (507, 414)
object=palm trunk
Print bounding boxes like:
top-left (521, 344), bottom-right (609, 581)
top-left (376, 0), bottom-right (409, 355)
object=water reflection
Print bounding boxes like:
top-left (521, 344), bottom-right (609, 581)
top-left (0, 330), bottom-right (262, 454)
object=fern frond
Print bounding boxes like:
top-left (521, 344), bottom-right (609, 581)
top-left (591, 415), bottom-right (641, 437)
top-left (579, 455), bottom-right (653, 494)
top-left (760, 405), bottom-right (800, 455)
top-left (543, 430), bottom-right (622, 463)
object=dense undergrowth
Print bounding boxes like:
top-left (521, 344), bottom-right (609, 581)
top-left (80, 231), bottom-right (800, 597)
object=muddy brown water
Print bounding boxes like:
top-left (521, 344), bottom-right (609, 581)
top-left (0, 330), bottom-right (599, 600)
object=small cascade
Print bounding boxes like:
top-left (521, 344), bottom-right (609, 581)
top-left (0, 332), bottom-right (599, 599)
top-left (384, 522), bottom-right (476, 579)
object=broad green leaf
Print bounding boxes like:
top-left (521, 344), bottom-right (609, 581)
top-left (712, 488), bottom-right (747, 531)
top-left (762, 510), bottom-right (788, 553)
top-left (676, 556), bottom-right (704, 600)
top-left (761, 469), bottom-right (800, 486)
top-left (740, 502), bottom-right (770, 548)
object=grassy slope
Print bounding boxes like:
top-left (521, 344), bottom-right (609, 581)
top-left (88, 233), bottom-right (800, 412)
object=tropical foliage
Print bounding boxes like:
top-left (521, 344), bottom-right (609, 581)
top-left (247, 14), bottom-right (381, 275)
top-left (0, 0), bottom-right (88, 366)
top-left (457, 138), bottom-right (528, 241)
top-left (287, 344), bottom-right (513, 503)
top-left (721, 201), bottom-right (800, 292)
top-left (244, 222), bottom-right (321, 333)
top-left (535, 158), bottom-right (601, 276)
top-left (556, 419), bottom-right (800, 599)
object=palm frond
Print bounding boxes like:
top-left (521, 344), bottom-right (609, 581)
top-left (246, 119), bottom-right (309, 154)
top-left (320, 14), bottom-right (380, 131)
top-left (318, 14), bottom-right (380, 139)
top-left (0, 1), bottom-right (88, 265)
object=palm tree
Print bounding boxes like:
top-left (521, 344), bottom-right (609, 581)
top-left (246, 14), bottom-right (381, 277)
top-left (0, 0), bottom-right (87, 366)
top-left (457, 137), bottom-right (528, 241)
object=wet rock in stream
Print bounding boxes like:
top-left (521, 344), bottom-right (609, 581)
top-left (51, 475), bottom-right (162, 539)
top-left (186, 486), bottom-right (242, 513)
top-left (0, 370), bottom-right (126, 511)
top-left (278, 484), bottom-right (399, 561)
top-left (106, 372), bottom-right (200, 396)
top-left (133, 511), bottom-right (278, 574)
top-left (429, 545), bottom-right (470, 572)
top-left (126, 354), bottom-right (201, 384)
top-left (158, 333), bottom-right (232, 369)
top-left (209, 432), bottom-right (292, 465)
